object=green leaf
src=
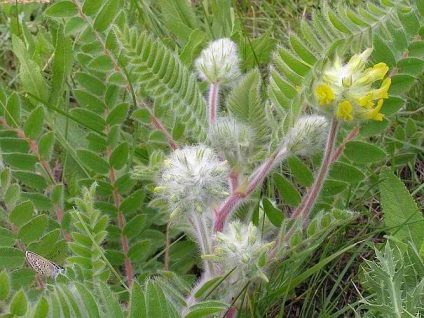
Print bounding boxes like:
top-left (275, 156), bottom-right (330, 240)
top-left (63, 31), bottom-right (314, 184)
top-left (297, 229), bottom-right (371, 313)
top-left (128, 240), bottom-right (150, 262)
top-left (93, 0), bottom-right (123, 32)
top-left (82, 0), bottom-right (103, 16)
top-left (98, 282), bottom-right (124, 318)
top-left (262, 198), bottom-right (284, 227)
top-left (38, 131), bottom-right (55, 161)
top-left (0, 227), bottom-right (16, 247)
top-left (24, 106), bottom-right (44, 139)
top-left (9, 290), bottom-right (27, 316)
top-left (4, 184), bottom-right (21, 208)
top-left (109, 142), bottom-right (129, 170)
top-left (343, 141), bottom-right (387, 164)
top-left (21, 193), bottom-right (53, 211)
top-left (74, 283), bottom-right (101, 318)
top-left (65, 17), bottom-right (86, 35)
top-left (359, 119), bottom-right (389, 137)
top-left (75, 72), bottom-right (106, 96)
top-left (381, 97), bottom-right (405, 116)
top-left (145, 281), bottom-right (180, 318)
top-left (194, 275), bottom-right (226, 299)
top-left (328, 162), bottom-right (365, 183)
top-left (129, 281), bottom-right (146, 318)
top-left (12, 36), bottom-right (49, 102)
top-left (18, 214), bottom-right (47, 245)
top-left (380, 168), bottom-right (424, 250)
top-left (9, 201), bottom-right (34, 229)
top-left (372, 33), bottom-right (397, 67)
top-left (287, 156), bottom-right (313, 187)
top-left (159, 0), bottom-right (198, 43)
top-left (49, 26), bottom-right (73, 106)
top-left (33, 297), bottom-right (49, 318)
top-left (226, 69), bottom-right (267, 141)
top-left (120, 189), bottom-right (145, 214)
top-left (131, 109), bottom-right (151, 124)
top-left (44, 1), bottom-right (78, 17)
top-left (88, 55), bottom-right (114, 72)
top-left (6, 93), bottom-right (20, 127)
top-left (123, 215), bottom-right (147, 239)
top-left (77, 149), bottom-right (110, 174)
top-left (115, 29), bottom-right (207, 138)
top-left (2, 153), bottom-right (38, 171)
top-left (273, 173), bottom-right (301, 207)
top-left (185, 301), bottom-right (228, 318)
top-left (397, 57), bottom-right (424, 76)
top-left (0, 270), bottom-right (10, 301)
top-left (0, 247), bottom-right (25, 268)
top-left (74, 90), bottom-right (107, 113)
top-left (180, 30), bottom-right (206, 65)
top-left (13, 171), bottom-right (48, 190)
top-left (389, 74), bottom-right (415, 95)
top-left (106, 103), bottom-right (129, 125)
top-left (321, 179), bottom-right (347, 196)
top-left (115, 173), bottom-right (136, 194)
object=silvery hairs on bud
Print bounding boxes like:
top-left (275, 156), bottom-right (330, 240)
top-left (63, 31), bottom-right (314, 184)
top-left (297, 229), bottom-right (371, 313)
top-left (156, 145), bottom-right (230, 218)
top-left (195, 38), bottom-right (241, 85)
top-left (282, 115), bottom-right (329, 157)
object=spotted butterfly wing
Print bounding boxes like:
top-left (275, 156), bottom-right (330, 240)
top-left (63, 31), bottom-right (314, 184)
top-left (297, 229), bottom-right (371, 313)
top-left (25, 251), bottom-right (63, 279)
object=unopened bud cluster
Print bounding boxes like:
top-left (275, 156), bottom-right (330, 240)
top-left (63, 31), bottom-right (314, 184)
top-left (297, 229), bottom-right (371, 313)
top-left (314, 48), bottom-right (391, 122)
top-left (195, 38), bottom-right (241, 85)
top-left (208, 117), bottom-right (255, 167)
top-left (204, 221), bottom-right (274, 283)
top-left (155, 145), bottom-right (229, 218)
top-left (282, 115), bottom-right (328, 156)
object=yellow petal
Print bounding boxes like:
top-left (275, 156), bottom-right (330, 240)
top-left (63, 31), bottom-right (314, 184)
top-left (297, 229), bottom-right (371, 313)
top-left (372, 77), bottom-right (391, 99)
top-left (365, 99), bottom-right (384, 121)
top-left (315, 84), bottom-right (335, 106)
top-left (336, 101), bottom-right (354, 122)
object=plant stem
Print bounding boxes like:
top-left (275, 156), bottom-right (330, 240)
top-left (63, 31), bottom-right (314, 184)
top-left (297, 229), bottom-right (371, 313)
top-left (290, 117), bottom-right (339, 223)
top-left (208, 83), bottom-right (219, 125)
top-left (214, 150), bottom-right (288, 232)
top-left (191, 213), bottom-right (215, 277)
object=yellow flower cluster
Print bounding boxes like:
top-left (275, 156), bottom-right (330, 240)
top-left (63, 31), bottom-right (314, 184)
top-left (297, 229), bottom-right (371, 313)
top-left (314, 49), bottom-right (391, 122)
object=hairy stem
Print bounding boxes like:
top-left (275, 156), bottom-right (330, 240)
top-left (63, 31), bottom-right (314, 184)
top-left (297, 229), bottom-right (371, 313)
top-left (208, 83), bottom-right (220, 125)
top-left (290, 117), bottom-right (339, 223)
top-left (191, 213), bottom-right (215, 277)
top-left (214, 149), bottom-right (288, 232)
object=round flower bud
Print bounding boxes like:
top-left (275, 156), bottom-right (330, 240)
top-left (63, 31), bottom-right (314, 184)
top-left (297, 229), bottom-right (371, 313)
top-left (205, 221), bottom-right (274, 283)
top-left (195, 38), bottom-right (241, 85)
top-left (156, 145), bottom-right (230, 218)
top-left (208, 117), bottom-right (255, 167)
top-left (283, 115), bottom-right (329, 156)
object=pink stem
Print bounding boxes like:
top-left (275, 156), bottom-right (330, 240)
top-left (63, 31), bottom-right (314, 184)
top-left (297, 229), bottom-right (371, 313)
top-left (208, 83), bottom-right (219, 125)
top-left (290, 117), bottom-right (339, 223)
top-left (214, 150), bottom-right (286, 232)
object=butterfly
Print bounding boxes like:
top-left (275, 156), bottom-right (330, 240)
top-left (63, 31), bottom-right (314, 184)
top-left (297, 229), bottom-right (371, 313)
top-left (25, 251), bottom-right (64, 279)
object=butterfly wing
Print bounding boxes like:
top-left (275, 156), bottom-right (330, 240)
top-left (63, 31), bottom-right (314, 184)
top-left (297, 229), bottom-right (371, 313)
top-left (25, 251), bottom-right (63, 279)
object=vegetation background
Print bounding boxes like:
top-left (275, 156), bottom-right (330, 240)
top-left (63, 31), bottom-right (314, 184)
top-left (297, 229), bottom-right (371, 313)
top-left (0, 0), bottom-right (422, 317)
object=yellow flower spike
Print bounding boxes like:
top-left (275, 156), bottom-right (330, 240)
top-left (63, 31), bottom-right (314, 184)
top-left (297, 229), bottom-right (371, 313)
top-left (372, 77), bottom-right (391, 100)
top-left (315, 84), bottom-right (335, 106)
top-left (336, 101), bottom-right (354, 122)
top-left (365, 99), bottom-right (385, 121)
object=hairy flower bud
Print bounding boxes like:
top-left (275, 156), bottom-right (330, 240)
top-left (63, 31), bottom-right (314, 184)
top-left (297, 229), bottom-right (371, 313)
top-left (204, 221), bottom-right (274, 283)
top-left (208, 117), bottom-right (255, 167)
top-left (195, 38), bottom-right (241, 85)
top-left (156, 145), bottom-right (230, 218)
top-left (283, 115), bottom-right (328, 156)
